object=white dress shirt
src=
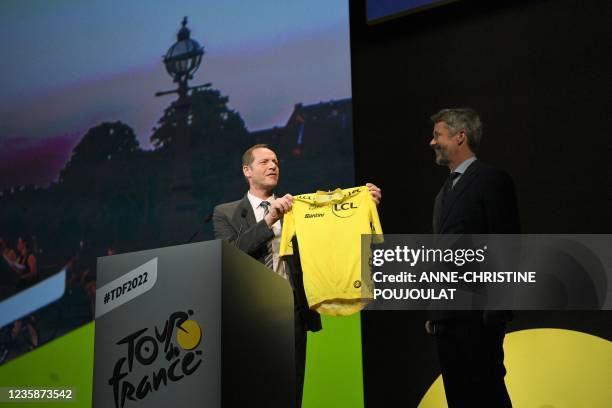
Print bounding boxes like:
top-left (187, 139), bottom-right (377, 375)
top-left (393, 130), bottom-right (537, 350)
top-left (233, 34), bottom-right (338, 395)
top-left (451, 156), bottom-right (477, 188)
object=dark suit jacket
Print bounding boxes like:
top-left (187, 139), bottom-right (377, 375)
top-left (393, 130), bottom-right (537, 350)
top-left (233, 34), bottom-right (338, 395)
top-left (213, 195), bottom-right (322, 332)
top-left (431, 159), bottom-right (520, 322)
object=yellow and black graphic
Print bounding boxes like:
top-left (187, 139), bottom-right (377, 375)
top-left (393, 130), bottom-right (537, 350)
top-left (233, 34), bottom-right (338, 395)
top-left (280, 185), bottom-right (383, 316)
top-left (332, 201), bottom-right (359, 218)
top-left (108, 309), bottom-right (203, 408)
top-left (418, 329), bottom-right (612, 407)
top-left (177, 319), bottom-right (202, 351)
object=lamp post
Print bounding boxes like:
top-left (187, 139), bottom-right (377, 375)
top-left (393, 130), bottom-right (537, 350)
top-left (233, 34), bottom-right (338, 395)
top-left (153, 18), bottom-right (211, 242)
top-left (155, 17), bottom-right (210, 99)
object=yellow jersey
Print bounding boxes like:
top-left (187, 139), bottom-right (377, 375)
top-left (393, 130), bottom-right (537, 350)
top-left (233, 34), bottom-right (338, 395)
top-left (279, 186), bottom-right (383, 316)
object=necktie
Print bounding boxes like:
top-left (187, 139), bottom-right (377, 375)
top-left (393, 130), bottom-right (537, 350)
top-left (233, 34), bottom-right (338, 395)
top-left (442, 172), bottom-right (461, 205)
top-left (260, 201), bottom-right (274, 269)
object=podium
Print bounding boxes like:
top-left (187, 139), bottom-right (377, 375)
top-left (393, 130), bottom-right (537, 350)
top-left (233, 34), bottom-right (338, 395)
top-left (92, 240), bottom-right (295, 408)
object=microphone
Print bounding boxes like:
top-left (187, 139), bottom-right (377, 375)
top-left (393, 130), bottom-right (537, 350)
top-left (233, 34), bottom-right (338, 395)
top-left (185, 212), bottom-right (213, 244)
top-left (235, 209), bottom-right (248, 248)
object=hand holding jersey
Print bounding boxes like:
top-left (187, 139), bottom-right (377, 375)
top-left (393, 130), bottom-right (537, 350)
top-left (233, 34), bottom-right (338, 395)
top-left (264, 194), bottom-right (294, 227)
top-left (366, 182), bottom-right (382, 205)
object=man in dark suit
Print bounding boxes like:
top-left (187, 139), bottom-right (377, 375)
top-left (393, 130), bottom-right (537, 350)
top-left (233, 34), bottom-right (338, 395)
top-left (213, 143), bottom-right (381, 407)
top-left (427, 108), bottom-right (519, 407)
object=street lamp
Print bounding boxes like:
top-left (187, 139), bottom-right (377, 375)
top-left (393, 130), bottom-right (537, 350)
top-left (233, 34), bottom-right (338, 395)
top-left (156, 17), bottom-right (210, 99)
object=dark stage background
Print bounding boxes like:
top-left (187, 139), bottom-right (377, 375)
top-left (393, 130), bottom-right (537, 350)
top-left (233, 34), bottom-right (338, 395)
top-left (349, 0), bottom-right (612, 405)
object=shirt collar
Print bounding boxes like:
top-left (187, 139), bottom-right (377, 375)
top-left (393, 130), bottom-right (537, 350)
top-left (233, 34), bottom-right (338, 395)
top-left (313, 188), bottom-right (345, 204)
top-left (453, 156), bottom-right (477, 175)
top-left (247, 191), bottom-right (275, 212)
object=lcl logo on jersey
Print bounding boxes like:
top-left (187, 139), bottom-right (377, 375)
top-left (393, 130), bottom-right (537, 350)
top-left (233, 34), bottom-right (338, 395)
top-left (332, 202), bottom-right (358, 218)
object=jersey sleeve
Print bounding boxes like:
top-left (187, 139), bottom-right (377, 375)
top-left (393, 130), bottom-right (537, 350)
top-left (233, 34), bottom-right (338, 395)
top-left (279, 208), bottom-right (296, 256)
top-left (368, 192), bottom-right (384, 243)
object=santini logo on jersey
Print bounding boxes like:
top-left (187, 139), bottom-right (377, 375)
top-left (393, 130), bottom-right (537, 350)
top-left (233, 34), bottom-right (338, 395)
top-left (305, 213), bottom-right (325, 219)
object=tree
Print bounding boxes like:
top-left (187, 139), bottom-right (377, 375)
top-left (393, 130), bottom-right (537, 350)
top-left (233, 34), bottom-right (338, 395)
top-left (60, 121), bottom-right (139, 184)
top-left (150, 87), bottom-right (248, 152)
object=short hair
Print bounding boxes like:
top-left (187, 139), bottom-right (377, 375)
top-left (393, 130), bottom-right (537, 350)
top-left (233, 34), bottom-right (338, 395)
top-left (242, 144), bottom-right (273, 166)
top-left (430, 108), bottom-right (482, 153)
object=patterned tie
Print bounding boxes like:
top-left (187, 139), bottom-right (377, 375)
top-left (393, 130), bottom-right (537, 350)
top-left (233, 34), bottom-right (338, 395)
top-left (260, 201), bottom-right (274, 269)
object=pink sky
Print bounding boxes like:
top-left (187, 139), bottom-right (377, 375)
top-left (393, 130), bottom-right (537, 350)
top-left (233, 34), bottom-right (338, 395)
top-left (0, 133), bottom-right (80, 190)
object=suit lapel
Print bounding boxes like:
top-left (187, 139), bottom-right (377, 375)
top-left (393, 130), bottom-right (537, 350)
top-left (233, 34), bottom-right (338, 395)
top-left (433, 187), bottom-right (444, 234)
top-left (439, 160), bottom-right (482, 231)
top-left (233, 195), bottom-right (257, 230)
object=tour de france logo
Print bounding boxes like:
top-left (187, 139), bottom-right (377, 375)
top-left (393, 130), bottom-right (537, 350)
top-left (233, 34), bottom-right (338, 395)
top-left (108, 309), bottom-right (203, 408)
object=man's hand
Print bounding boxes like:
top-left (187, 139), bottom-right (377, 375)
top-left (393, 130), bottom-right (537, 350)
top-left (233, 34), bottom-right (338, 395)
top-left (366, 183), bottom-right (382, 205)
top-left (264, 194), bottom-right (293, 227)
